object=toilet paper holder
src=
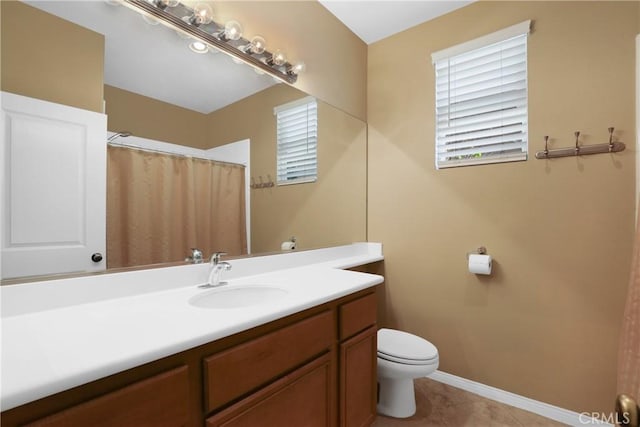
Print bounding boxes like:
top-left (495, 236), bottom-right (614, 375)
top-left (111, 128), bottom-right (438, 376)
top-left (466, 246), bottom-right (487, 259)
top-left (467, 247), bottom-right (492, 275)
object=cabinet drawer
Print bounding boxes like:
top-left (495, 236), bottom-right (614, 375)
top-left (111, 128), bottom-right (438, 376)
top-left (25, 366), bottom-right (189, 427)
top-left (206, 353), bottom-right (333, 427)
top-left (339, 292), bottom-right (377, 340)
top-left (204, 310), bottom-right (334, 412)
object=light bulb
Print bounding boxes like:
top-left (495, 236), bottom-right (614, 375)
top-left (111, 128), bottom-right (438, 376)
top-left (288, 61), bottom-right (306, 75)
top-left (189, 40), bottom-right (208, 54)
top-left (270, 50), bottom-right (287, 66)
top-left (190, 3), bottom-right (213, 26)
top-left (247, 35), bottom-right (266, 54)
top-left (221, 20), bottom-right (243, 41)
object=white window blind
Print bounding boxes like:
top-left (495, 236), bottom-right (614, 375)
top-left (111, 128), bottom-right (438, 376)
top-left (432, 21), bottom-right (530, 169)
top-left (274, 96), bottom-right (318, 185)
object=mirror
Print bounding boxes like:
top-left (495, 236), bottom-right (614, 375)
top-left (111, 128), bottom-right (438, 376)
top-left (1, 1), bottom-right (367, 281)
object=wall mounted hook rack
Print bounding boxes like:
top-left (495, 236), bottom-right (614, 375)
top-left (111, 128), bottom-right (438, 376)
top-left (535, 127), bottom-right (625, 159)
top-left (250, 175), bottom-right (275, 189)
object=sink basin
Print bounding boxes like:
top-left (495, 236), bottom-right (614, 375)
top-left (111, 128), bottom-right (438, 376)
top-left (189, 285), bottom-right (288, 309)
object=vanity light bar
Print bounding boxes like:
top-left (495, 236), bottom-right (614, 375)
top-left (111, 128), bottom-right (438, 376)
top-left (121, 0), bottom-right (299, 84)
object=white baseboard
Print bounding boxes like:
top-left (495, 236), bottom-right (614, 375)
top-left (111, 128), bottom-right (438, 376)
top-left (428, 370), bottom-right (614, 427)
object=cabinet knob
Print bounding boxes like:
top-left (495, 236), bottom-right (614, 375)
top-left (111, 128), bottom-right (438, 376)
top-left (91, 253), bottom-right (103, 263)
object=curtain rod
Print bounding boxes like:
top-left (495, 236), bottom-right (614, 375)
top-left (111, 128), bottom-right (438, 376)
top-left (107, 141), bottom-right (246, 168)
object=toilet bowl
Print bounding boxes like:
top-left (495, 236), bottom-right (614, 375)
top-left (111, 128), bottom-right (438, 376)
top-left (377, 328), bottom-right (439, 418)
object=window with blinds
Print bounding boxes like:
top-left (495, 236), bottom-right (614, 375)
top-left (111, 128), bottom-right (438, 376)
top-left (274, 96), bottom-right (318, 185)
top-left (432, 21), bottom-right (531, 169)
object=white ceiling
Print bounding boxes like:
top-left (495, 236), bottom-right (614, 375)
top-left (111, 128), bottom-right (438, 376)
top-left (318, 0), bottom-right (474, 45)
top-left (25, 1), bottom-right (473, 114)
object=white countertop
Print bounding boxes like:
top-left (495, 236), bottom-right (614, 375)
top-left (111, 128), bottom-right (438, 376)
top-left (1, 243), bottom-right (384, 411)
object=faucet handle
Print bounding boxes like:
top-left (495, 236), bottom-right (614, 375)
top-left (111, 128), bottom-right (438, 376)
top-left (210, 252), bottom-right (228, 265)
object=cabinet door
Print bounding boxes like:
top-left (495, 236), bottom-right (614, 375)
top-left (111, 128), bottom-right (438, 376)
top-left (206, 354), bottom-right (333, 427)
top-left (1, 91), bottom-right (107, 279)
top-left (25, 366), bottom-right (189, 427)
top-left (340, 326), bottom-right (377, 427)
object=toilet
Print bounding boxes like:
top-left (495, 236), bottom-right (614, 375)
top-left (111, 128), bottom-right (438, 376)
top-left (377, 328), bottom-right (439, 418)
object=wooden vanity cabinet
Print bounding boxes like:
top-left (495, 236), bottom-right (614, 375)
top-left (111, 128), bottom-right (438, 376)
top-left (2, 287), bottom-right (378, 427)
top-left (338, 293), bottom-right (378, 427)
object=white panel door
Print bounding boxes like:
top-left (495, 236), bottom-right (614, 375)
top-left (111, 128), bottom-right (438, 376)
top-left (1, 92), bottom-right (107, 279)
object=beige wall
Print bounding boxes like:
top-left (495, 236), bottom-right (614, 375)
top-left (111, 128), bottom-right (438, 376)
top-left (211, 1), bottom-right (367, 121)
top-left (0, 1), bottom-right (104, 113)
top-left (207, 84), bottom-right (367, 253)
top-left (104, 85), bottom-right (208, 149)
top-left (368, 1), bottom-right (638, 414)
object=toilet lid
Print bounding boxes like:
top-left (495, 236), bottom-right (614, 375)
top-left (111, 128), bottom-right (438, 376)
top-left (378, 352), bottom-right (439, 365)
top-left (377, 328), bottom-right (438, 363)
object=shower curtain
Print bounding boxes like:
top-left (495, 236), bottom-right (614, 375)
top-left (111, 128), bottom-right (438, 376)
top-left (106, 146), bottom-right (247, 269)
top-left (617, 206), bottom-right (640, 412)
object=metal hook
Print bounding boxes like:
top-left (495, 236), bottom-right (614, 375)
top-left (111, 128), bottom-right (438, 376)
top-left (574, 131), bottom-right (580, 155)
top-left (543, 135), bottom-right (549, 157)
top-left (608, 127), bottom-right (615, 152)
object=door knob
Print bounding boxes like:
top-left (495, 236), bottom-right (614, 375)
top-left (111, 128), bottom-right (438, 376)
top-left (616, 394), bottom-right (639, 427)
top-left (91, 253), bottom-right (103, 263)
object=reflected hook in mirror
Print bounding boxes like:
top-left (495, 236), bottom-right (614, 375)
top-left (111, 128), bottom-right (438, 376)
top-left (107, 131), bottom-right (132, 143)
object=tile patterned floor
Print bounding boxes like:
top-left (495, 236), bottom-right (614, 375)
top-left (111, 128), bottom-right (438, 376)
top-left (372, 378), bottom-right (569, 427)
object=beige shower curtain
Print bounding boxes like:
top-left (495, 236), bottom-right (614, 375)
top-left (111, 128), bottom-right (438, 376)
top-left (617, 207), bottom-right (640, 416)
top-left (107, 146), bottom-right (247, 269)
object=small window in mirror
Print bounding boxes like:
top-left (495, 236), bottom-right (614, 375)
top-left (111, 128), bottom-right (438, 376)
top-left (274, 96), bottom-right (318, 185)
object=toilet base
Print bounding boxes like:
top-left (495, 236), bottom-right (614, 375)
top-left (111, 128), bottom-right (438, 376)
top-left (377, 377), bottom-right (416, 418)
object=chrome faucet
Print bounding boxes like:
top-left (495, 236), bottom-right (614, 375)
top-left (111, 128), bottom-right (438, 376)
top-left (201, 252), bottom-right (232, 288)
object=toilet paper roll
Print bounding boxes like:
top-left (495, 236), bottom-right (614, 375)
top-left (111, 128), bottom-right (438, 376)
top-left (468, 254), bottom-right (492, 275)
top-left (281, 241), bottom-right (296, 251)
